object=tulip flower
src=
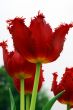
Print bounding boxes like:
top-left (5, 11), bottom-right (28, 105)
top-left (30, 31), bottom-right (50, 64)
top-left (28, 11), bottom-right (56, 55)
top-left (0, 41), bottom-right (36, 79)
top-left (7, 12), bottom-right (72, 64)
top-left (51, 67), bottom-right (73, 110)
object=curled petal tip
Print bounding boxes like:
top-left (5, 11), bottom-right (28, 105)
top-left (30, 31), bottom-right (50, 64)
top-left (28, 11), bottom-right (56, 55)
top-left (0, 41), bottom-right (8, 49)
top-left (51, 72), bottom-right (58, 91)
top-left (69, 22), bottom-right (73, 27)
top-left (7, 17), bottom-right (25, 28)
top-left (7, 17), bottom-right (25, 23)
top-left (53, 72), bottom-right (58, 79)
top-left (37, 11), bottom-right (45, 18)
top-left (33, 11), bottom-right (45, 20)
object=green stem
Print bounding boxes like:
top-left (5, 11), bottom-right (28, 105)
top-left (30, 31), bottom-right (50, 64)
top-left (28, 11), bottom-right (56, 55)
top-left (26, 94), bottom-right (30, 110)
top-left (30, 63), bottom-right (41, 110)
top-left (67, 104), bottom-right (70, 110)
top-left (20, 78), bottom-right (25, 110)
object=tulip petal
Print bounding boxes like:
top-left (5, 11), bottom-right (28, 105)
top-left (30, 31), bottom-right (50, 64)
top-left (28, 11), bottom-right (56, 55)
top-left (49, 24), bottom-right (73, 62)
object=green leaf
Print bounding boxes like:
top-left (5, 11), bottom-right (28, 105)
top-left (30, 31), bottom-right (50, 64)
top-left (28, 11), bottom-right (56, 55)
top-left (9, 88), bottom-right (16, 110)
top-left (42, 90), bottom-right (65, 110)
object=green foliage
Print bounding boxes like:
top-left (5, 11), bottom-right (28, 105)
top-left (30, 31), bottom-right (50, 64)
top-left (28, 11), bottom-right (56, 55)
top-left (0, 66), bottom-right (20, 110)
top-left (36, 90), bottom-right (49, 110)
top-left (9, 88), bottom-right (16, 110)
top-left (42, 90), bottom-right (65, 110)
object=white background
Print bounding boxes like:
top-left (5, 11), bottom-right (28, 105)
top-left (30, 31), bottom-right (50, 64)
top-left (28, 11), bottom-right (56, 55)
top-left (0, 0), bottom-right (73, 110)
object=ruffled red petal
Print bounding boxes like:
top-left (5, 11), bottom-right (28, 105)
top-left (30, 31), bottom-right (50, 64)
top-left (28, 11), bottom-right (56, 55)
top-left (48, 24), bottom-right (73, 62)
top-left (28, 13), bottom-right (53, 63)
top-left (7, 17), bottom-right (32, 59)
top-left (51, 67), bottom-right (73, 106)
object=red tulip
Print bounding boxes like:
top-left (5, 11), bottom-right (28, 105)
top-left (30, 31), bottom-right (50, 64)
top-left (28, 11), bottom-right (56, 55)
top-left (7, 12), bottom-right (73, 63)
top-left (13, 69), bottom-right (44, 94)
top-left (51, 67), bottom-right (73, 106)
top-left (0, 41), bottom-right (37, 79)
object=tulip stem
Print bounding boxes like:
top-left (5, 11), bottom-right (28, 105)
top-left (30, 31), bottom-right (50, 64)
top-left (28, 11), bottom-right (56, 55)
top-left (20, 78), bottom-right (25, 110)
top-left (30, 63), bottom-right (41, 110)
top-left (67, 104), bottom-right (70, 110)
top-left (26, 94), bottom-right (30, 110)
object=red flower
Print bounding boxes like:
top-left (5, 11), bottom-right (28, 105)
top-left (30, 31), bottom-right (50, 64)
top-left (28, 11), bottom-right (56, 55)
top-left (0, 41), bottom-right (37, 79)
top-left (7, 12), bottom-right (73, 63)
top-left (13, 69), bottom-right (44, 94)
top-left (51, 67), bottom-right (73, 106)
